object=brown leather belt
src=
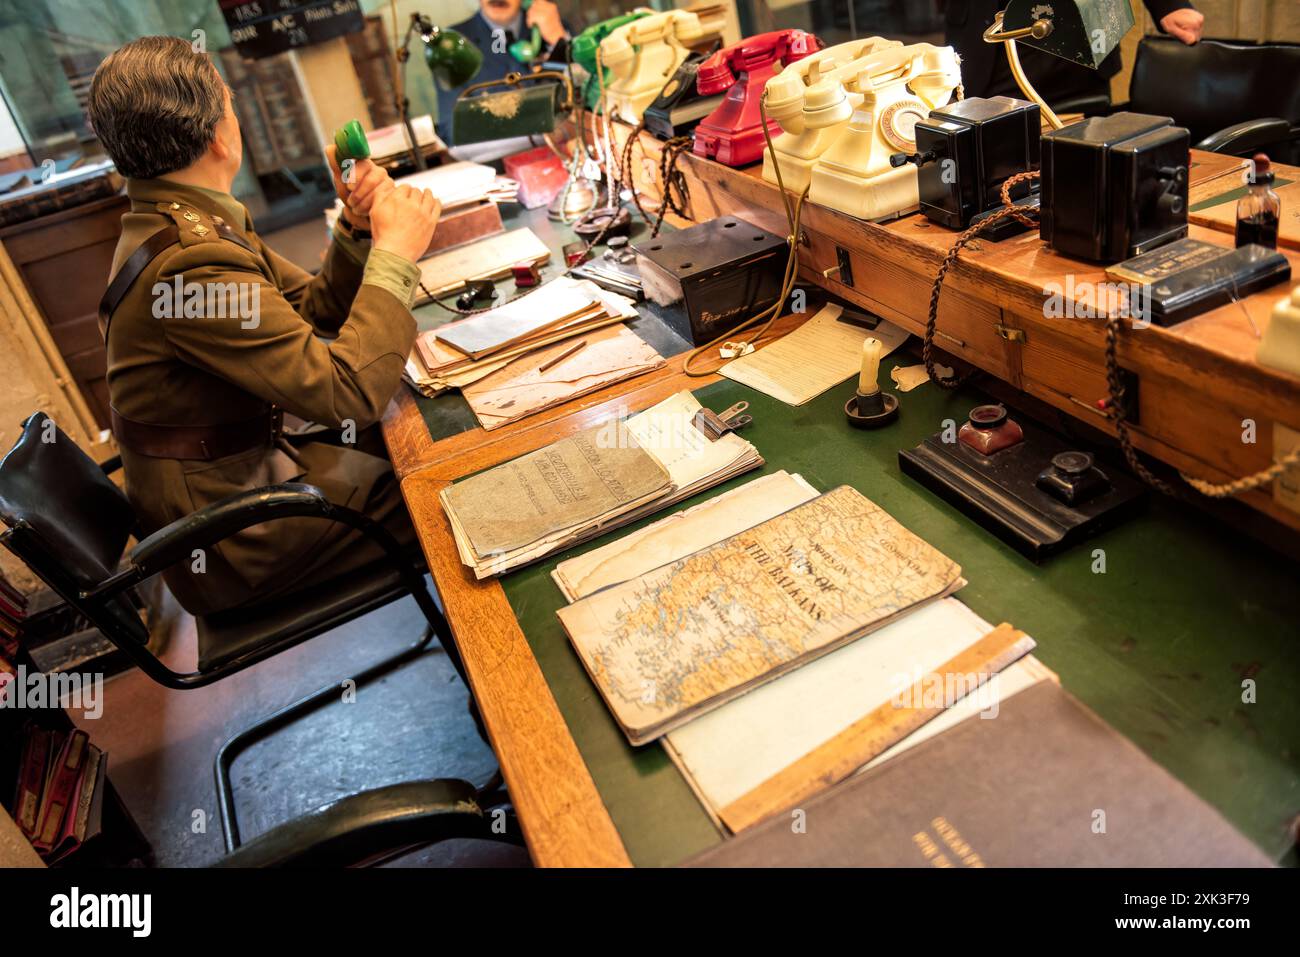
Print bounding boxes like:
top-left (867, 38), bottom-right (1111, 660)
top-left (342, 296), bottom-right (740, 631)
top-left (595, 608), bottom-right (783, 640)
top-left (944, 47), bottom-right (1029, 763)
top-left (110, 406), bottom-right (282, 461)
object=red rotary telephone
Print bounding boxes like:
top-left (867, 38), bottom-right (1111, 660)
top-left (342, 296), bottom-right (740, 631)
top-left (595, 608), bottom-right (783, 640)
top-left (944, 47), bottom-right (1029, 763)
top-left (691, 29), bottom-right (824, 167)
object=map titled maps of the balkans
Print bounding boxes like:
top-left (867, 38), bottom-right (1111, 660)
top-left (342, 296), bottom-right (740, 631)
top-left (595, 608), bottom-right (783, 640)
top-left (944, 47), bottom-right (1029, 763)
top-left (556, 485), bottom-right (963, 743)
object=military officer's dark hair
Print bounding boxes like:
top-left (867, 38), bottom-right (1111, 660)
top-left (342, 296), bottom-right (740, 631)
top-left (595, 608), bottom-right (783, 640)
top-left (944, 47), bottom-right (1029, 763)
top-left (87, 36), bottom-right (226, 180)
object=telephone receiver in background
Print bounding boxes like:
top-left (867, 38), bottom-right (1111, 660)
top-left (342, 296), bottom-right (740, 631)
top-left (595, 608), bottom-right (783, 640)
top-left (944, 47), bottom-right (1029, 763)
top-left (509, 0), bottom-right (544, 64)
top-left (333, 120), bottom-right (370, 184)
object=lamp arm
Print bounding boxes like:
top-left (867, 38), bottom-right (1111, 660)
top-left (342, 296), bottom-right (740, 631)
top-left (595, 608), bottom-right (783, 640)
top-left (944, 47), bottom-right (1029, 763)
top-left (394, 13), bottom-right (430, 171)
top-left (985, 12), bottom-right (1063, 130)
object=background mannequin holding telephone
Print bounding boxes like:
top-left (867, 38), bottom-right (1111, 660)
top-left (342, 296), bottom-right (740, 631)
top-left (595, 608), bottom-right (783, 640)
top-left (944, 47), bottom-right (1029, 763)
top-left (435, 0), bottom-right (572, 146)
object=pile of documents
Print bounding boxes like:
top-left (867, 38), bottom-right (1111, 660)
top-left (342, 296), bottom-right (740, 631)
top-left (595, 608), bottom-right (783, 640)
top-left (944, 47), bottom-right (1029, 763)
top-left (394, 160), bottom-right (518, 208)
top-left (439, 391), bottom-right (763, 578)
top-left (556, 483), bottom-right (967, 745)
top-left (325, 159), bottom-right (516, 233)
top-left (549, 471), bottom-right (1055, 833)
top-left (404, 276), bottom-right (645, 397)
top-left (412, 228), bottom-right (550, 302)
top-left (719, 303), bottom-right (908, 406)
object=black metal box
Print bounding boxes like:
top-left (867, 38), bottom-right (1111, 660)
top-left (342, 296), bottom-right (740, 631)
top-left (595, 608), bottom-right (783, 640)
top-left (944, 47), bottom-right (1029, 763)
top-left (633, 216), bottom-right (787, 344)
top-left (913, 96), bottom-right (1041, 230)
top-left (1039, 112), bottom-right (1189, 262)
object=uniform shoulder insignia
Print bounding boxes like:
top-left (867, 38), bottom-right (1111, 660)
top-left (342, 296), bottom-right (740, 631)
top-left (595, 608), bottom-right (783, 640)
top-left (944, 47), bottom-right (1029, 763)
top-left (156, 201), bottom-right (221, 247)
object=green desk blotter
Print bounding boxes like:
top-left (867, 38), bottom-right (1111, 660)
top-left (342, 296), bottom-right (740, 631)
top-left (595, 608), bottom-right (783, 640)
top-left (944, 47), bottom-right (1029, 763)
top-left (497, 362), bottom-right (1300, 866)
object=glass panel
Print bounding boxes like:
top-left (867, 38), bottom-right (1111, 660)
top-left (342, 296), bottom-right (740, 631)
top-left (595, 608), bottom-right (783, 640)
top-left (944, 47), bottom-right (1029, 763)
top-left (0, 0), bottom-right (339, 227)
top-left (737, 0), bottom-right (944, 46)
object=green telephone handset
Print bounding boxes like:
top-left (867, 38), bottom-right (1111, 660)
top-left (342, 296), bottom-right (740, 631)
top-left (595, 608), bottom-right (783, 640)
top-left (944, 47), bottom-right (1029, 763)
top-left (509, 0), bottom-right (544, 64)
top-left (334, 120), bottom-right (371, 162)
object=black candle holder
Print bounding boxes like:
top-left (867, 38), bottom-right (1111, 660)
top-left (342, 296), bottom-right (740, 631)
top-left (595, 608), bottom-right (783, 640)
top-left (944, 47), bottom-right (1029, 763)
top-left (845, 389), bottom-right (899, 429)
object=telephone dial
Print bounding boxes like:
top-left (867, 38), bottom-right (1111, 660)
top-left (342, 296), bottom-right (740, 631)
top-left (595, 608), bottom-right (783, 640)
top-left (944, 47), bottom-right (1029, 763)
top-left (806, 43), bottom-right (963, 222)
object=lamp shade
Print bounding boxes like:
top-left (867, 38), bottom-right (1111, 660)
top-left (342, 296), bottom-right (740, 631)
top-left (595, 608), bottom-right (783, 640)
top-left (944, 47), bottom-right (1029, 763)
top-left (1002, 0), bottom-right (1134, 69)
top-left (424, 27), bottom-right (483, 90)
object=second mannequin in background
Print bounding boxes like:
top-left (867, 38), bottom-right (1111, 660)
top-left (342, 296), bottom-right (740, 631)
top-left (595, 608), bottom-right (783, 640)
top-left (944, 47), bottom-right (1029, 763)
top-left (942, 0), bottom-right (1204, 110)
top-left (435, 0), bottom-right (573, 146)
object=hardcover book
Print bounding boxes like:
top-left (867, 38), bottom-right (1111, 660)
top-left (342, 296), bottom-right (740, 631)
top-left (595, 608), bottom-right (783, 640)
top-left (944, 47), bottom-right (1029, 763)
top-left (686, 681), bottom-right (1273, 867)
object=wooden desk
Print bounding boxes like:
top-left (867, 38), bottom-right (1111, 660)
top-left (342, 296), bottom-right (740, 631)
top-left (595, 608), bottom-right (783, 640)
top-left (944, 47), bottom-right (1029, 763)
top-left (383, 222), bottom-right (805, 863)
top-left (383, 163), bottom-right (1300, 869)
top-left (603, 128), bottom-right (1300, 534)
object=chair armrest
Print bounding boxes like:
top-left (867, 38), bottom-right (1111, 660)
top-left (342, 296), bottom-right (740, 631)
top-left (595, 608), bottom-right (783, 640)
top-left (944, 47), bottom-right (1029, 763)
top-left (1196, 118), bottom-right (1294, 155)
top-left (215, 780), bottom-right (500, 867)
top-left (127, 483), bottom-right (336, 578)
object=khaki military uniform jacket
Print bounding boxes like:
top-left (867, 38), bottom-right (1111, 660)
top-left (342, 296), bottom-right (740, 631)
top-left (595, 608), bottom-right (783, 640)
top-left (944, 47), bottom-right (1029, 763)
top-left (105, 178), bottom-right (419, 616)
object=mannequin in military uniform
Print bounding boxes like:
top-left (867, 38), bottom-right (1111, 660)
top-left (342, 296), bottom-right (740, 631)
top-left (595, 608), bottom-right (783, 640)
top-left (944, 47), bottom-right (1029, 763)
top-left (88, 36), bottom-right (440, 618)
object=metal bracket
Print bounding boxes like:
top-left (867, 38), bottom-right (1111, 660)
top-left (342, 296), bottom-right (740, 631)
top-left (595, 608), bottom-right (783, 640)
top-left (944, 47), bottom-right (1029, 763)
top-left (822, 246), bottom-right (854, 288)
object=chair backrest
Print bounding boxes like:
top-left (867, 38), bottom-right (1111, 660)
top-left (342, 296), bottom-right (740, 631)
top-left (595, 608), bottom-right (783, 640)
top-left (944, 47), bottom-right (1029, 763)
top-left (0, 412), bottom-right (147, 643)
top-left (1129, 36), bottom-right (1300, 147)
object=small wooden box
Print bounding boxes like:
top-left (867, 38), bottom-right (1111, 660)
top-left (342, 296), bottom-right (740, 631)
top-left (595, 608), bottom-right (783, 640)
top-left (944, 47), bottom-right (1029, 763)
top-left (425, 198), bottom-right (504, 257)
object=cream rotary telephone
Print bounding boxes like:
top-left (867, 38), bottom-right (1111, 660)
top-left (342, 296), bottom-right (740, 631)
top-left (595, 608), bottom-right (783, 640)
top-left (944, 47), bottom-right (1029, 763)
top-left (806, 44), bottom-right (962, 222)
top-left (760, 36), bottom-right (903, 194)
top-left (601, 10), bottom-right (707, 125)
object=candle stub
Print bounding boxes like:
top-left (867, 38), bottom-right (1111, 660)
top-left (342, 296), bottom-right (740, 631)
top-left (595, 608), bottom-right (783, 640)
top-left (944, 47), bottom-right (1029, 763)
top-left (858, 337), bottom-right (883, 394)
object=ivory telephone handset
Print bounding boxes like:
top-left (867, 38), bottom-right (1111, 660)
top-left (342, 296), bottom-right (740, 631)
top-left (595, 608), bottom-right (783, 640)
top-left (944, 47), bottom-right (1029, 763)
top-left (600, 10), bottom-right (707, 125)
top-left (760, 37), bottom-right (903, 191)
top-left (807, 44), bottom-right (963, 222)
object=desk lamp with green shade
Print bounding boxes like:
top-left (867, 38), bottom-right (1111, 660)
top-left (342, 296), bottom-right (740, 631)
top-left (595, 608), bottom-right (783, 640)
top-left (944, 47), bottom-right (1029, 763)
top-left (378, 13), bottom-right (484, 170)
top-left (982, 0), bottom-right (1133, 130)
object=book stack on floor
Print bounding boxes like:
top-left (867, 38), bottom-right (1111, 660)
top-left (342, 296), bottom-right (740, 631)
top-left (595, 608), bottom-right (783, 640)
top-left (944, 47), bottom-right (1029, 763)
top-left (548, 471), bottom-right (1272, 866)
top-left (440, 391), bottom-right (762, 578)
top-left (0, 572), bottom-right (25, 659)
top-left (11, 725), bottom-right (108, 864)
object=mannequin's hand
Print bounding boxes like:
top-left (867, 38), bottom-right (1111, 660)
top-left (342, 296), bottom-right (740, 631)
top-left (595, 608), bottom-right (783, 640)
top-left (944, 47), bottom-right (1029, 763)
top-left (327, 145), bottom-right (393, 230)
top-left (527, 0), bottom-right (565, 47)
top-left (371, 185), bottom-right (440, 264)
top-left (1160, 8), bottom-right (1204, 45)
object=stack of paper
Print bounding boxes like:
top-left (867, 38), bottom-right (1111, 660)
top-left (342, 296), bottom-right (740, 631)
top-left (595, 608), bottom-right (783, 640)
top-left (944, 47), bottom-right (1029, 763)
top-left (556, 484), bottom-right (966, 745)
top-left (366, 114), bottom-right (444, 163)
top-left (550, 471), bottom-right (1046, 831)
top-left (720, 303), bottom-right (909, 406)
top-left (413, 228), bottom-right (551, 302)
top-left (463, 324), bottom-right (665, 431)
top-left (404, 277), bottom-right (640, 396)
top-left (440, 390), bottom-right (764, 578)
top-left (395, 161), bottom-right (518, 210)
top-left (326, 161), bottom-right (502, 236)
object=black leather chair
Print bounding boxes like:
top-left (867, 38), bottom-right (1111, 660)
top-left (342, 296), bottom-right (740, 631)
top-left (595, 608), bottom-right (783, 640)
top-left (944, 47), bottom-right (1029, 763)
top-left (0, 412), bottom-right (508, 859)
top-left (1123, 36), bottom-right (1300, 162)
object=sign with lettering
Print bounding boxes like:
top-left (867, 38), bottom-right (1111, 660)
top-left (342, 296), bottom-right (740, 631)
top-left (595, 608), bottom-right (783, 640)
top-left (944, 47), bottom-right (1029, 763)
top-left (219, 0), bottom-right (364, 59)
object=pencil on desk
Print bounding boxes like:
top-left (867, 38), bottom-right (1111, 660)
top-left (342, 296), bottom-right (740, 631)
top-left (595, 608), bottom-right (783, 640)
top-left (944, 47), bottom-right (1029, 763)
top-left (538, 339), bottom-right (588, 373)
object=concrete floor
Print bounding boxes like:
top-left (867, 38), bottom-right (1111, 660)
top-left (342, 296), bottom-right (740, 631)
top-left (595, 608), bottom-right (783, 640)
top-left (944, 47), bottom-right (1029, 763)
top-left (70, 218), bottom-right (531, 868)
top-left (74, 583), bottom-right (531, 867)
